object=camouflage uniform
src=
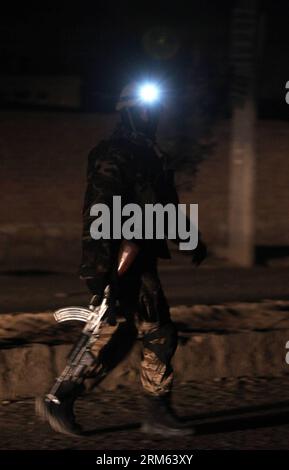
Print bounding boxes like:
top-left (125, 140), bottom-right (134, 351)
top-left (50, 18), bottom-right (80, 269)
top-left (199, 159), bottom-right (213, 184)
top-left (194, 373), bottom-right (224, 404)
top-left (79, 128), bottom-right (180, 396)
top-left (36, 84), bottom-right (206, 438)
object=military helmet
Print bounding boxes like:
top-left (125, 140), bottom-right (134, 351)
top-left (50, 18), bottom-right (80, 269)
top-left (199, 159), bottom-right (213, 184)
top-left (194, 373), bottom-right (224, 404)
top-left (116, 81), bottom-right (161, 111)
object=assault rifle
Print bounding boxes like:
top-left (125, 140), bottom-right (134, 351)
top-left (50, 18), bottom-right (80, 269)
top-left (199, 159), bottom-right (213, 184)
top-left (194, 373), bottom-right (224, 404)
top-left (45, 241), bottom-right (139, 405)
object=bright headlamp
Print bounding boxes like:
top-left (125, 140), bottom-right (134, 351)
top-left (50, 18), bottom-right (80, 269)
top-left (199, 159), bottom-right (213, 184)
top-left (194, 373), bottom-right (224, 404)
top-left (138, 83), bottom-right (160, 104)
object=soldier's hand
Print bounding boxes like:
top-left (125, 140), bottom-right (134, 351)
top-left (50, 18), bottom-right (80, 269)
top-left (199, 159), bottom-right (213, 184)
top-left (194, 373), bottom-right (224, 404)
top-left (191, 239), bottom-right (207, 267)
top-left (88, 293), bottom-right (102, 308)
top-left (85, 275), bottom-right (108, 299)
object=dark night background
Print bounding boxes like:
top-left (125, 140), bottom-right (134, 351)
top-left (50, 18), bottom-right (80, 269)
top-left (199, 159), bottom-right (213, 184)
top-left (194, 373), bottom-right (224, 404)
top-left (1, 1), bottom-right (289, 452)
top-left (0, 1), bottom-right (288, 116)
top-left (1, 0), bottom-right (289, 272)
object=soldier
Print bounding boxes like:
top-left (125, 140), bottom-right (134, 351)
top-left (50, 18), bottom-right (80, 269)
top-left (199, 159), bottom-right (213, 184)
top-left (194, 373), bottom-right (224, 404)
top-left (36, 81), bottom-right (207, 437)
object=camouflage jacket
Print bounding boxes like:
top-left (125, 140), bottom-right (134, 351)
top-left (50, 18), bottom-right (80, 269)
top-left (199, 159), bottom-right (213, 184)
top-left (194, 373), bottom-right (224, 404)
top-left (79, 130), bottom-right (180, 280)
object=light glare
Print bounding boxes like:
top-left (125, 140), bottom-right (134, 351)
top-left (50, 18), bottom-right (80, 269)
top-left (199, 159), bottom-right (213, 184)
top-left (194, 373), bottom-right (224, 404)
top-left (139, 83), bottom-right (159, 103)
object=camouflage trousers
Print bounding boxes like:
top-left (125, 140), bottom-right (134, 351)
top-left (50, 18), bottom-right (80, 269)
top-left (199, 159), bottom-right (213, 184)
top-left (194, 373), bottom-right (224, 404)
top-left (84, 254), bottom-right (178, 396)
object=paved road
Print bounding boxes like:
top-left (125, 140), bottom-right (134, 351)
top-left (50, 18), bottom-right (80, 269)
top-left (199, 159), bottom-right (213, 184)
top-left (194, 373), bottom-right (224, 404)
top-left (1, 260), bottom-right (289, 451)
top-left (1, 264), bottom-right (289, 312)
top-left (1, 376), bottom-right (289, 450)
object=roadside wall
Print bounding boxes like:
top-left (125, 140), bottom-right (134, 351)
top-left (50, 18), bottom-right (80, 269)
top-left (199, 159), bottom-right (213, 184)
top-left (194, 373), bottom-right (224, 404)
top-left (1, 112), bottom-right (288, 271)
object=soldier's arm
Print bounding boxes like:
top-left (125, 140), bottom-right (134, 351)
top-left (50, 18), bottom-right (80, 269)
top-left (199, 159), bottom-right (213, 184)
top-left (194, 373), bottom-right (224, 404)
top-left (162, 159), bottom-right (207, 265)
top-left (79, 146), bottom-right (128, 286)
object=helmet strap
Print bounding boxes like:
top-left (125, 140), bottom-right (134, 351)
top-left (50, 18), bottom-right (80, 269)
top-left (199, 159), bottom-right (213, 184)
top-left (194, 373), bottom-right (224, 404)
top-left (125, 108), bottom-right (136, 134)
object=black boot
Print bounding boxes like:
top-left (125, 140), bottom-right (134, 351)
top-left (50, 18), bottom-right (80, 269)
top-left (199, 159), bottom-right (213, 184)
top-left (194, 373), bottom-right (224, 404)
top-left (35, 381), bottom-right (84, 437)
top-left (141, 394), bottom-right (194, 437)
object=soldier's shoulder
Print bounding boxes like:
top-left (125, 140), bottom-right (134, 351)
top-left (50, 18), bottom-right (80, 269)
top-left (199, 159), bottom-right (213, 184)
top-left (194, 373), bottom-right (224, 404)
top-left (89, 138), bottom-right (129, 160)
top-left (87, 139), bottom-right (111, 160)
top-left (87, 139), bottom-right (130, 178)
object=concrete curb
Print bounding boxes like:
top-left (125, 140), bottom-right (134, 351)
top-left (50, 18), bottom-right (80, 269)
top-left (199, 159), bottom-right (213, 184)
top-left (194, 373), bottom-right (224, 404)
top-left (1, 300), bottom-right (289, 400)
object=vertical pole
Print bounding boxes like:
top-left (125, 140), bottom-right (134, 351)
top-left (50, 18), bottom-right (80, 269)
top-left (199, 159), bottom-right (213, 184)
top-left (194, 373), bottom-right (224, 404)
top-left (228, 0), bottom-right (258, 266)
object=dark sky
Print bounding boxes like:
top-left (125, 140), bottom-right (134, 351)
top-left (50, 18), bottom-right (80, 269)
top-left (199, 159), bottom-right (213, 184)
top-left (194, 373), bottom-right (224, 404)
top-left (0, 1), bottom-right (231, 109)
top-left (0, 2), bottom-right (231, 74)
top-left (1, 1), bottom-right (289, 115)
